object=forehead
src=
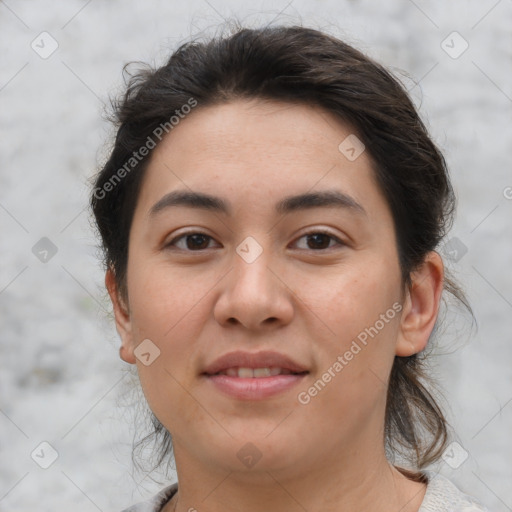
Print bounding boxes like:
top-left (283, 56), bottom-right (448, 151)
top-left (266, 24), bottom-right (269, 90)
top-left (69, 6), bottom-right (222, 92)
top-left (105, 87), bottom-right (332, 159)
top-left (154, 98), bottom-right (356, 169)
top-left (135, 99), bottom-right (388, 223)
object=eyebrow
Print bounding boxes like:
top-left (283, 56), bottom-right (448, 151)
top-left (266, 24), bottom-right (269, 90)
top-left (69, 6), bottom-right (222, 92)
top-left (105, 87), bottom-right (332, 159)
top-left (148, 189), bottom-right (367, 217)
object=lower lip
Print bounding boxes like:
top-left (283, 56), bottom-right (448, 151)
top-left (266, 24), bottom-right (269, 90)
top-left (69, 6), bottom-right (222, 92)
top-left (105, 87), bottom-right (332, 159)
top-left (204, 374), bottom-right (307, 400)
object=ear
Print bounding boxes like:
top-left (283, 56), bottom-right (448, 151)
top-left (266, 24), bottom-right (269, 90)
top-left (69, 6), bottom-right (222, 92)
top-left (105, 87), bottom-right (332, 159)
top-left (105, 267), bottom-right (136, 364)
top-left (395, 251), bottom-right (444, 357)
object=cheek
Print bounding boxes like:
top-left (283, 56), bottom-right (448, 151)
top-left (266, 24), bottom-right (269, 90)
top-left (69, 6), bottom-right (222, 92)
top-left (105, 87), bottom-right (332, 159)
top-left (308, 257), bottom-right (401, 343)
top-left (129, 280), bottom-right (208, 433)
top-left (136, 358), bottom-right (210, 438)
top-left (127, 261), bottom-right (213, 399)
top-left (125, 269), bottom-right (199, 419)
top-left (301, 257), bottom-right (401, 403)
top-left (129, 262), bottom-right (206, 340)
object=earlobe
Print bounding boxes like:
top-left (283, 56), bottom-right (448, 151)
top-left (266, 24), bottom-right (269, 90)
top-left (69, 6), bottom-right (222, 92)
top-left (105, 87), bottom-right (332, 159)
top-left (105, 267), bottom-right (136, 364)
top-left (395, 251), bottom-right (444, 357)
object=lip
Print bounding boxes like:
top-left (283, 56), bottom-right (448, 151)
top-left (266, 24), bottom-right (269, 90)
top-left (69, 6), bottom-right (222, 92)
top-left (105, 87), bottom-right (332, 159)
top-left (205, 373), bottom-right (307, 400)
top-left (202, 350), bottom-right (308, 375)
top-left (201, 350), bottom-right (309, 401)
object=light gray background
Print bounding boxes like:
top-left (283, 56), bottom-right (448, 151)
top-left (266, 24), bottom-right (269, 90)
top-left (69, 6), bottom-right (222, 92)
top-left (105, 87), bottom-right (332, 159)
top-left (1, 1), bottom-right (511, 510)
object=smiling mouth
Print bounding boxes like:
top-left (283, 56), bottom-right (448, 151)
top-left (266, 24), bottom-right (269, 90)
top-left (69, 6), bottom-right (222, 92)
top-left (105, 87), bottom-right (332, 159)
top-left (203, 367), bottom-right (309, 400)
top-left (207, 367), bottom-right (309, 378)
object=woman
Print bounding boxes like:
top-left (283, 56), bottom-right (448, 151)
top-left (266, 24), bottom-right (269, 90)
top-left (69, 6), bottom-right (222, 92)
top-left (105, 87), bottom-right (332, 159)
top-left (90, 23), bottom-right (491, 512)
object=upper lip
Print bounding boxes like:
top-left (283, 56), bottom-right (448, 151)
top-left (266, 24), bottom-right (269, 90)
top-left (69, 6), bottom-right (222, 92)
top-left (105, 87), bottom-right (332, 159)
top-left (202, 350), bottom-right (309, 375)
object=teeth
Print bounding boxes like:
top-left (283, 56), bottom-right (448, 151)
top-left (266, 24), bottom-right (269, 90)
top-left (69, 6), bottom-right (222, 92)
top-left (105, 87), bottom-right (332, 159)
top-left (253, 368), bottom-right (271, 377)
top-left (216, 367), bottom-right (294, 377)
top-left (238, 367), bottom-right (254, 378)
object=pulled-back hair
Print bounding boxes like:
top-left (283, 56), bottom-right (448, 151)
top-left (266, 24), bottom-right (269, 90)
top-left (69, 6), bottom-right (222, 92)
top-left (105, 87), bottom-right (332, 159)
top-left (90, 21), bottom-right (473, 476)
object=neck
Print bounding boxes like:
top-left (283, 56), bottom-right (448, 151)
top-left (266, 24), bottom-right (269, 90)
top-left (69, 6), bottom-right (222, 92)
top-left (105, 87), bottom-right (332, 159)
top-left (164, 443), bottom-right (427, 512)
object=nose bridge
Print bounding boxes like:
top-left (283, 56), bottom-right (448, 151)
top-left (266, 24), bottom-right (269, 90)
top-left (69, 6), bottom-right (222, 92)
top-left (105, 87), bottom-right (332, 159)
top-left (232, 234), bottom-right (274, 296)
top-left (213, 234), bottom-right (293, 329)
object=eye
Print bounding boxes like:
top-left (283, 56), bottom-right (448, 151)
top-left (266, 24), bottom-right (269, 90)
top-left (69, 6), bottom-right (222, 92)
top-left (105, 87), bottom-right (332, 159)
top-left (292, 231), bottom-right (346, 251)
top-left (165, 230), bottom-right (346, 252)
top-left (166, 232), bottom-right (219, 251)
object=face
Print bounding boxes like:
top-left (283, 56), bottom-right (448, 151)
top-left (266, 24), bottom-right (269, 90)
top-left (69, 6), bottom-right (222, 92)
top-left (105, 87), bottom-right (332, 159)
top-left (108, 98), bottom-right (438, 480)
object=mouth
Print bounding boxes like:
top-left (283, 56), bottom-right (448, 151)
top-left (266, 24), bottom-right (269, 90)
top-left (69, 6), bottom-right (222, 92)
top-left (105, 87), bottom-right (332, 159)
top-left (203, 372), bottom-right (308, 400)
top-left (202, 350), bottom-right (308, 375)
top-left (206, 367), bottom-right (308, 378)
top-left (201, 351), bottom-right (309, 400)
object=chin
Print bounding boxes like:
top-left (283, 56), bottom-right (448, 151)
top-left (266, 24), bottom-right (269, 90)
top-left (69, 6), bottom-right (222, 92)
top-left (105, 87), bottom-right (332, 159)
top-left (204, 427), bottom-right (307, 475)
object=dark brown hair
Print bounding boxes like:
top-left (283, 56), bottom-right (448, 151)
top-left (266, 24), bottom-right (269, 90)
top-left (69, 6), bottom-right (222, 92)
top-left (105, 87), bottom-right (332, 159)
top-left (90, 22), bottom-right (473, 476)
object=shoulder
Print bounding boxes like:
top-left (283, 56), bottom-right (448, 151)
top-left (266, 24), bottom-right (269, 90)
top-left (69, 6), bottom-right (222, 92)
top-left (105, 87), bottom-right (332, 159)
top-left (120, 482), bottom-right (178, 512)
top-left (419, 471), bottom-right (491, 512)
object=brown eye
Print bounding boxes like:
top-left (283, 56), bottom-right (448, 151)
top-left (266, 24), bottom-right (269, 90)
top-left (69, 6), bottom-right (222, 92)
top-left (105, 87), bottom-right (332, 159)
top-left (165, 230), bottom-right (345, 252)
top-left (293, 231), bottom-right (345, 251)
top-left (167, 232), bottom-right (217, 251)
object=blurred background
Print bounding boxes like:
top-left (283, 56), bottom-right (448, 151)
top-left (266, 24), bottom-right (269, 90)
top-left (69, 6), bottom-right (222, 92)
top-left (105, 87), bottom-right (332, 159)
top-left (1, 1), bottom-right (511, 510)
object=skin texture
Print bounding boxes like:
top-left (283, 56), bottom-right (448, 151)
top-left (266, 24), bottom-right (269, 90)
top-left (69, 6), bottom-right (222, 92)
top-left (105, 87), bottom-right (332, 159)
top-left (106, 99), bottom-right (444, 512)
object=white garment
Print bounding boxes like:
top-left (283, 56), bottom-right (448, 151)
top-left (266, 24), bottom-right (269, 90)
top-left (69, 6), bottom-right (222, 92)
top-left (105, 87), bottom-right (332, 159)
top-left (121, 471), bottom-right (491, 511)
top-left (419, 471), bottom-right (490, 511)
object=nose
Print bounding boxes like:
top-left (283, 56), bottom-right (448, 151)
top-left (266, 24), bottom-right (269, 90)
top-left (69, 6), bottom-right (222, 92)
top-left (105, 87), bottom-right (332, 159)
top-left (213, 243), bottom-right (294, 331)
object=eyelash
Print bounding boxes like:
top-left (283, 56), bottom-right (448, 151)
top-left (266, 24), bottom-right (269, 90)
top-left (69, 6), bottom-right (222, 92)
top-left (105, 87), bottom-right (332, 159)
top-left (165, 230), bottom-right (346, 252)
